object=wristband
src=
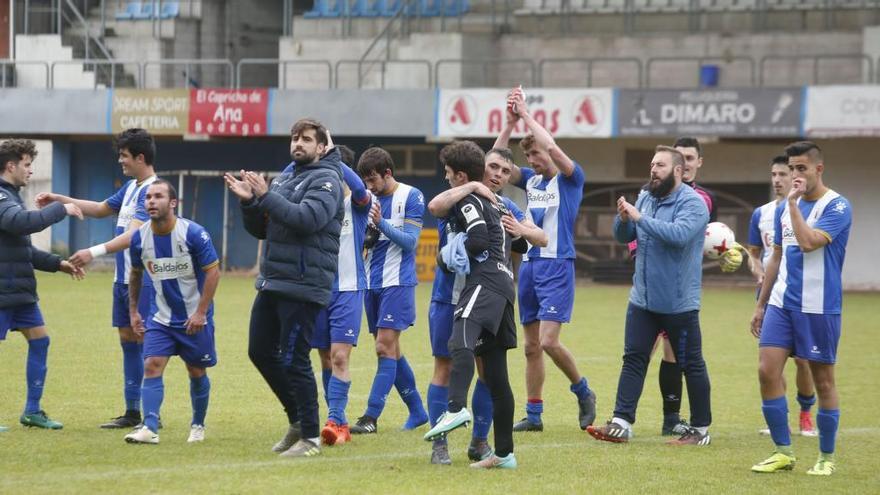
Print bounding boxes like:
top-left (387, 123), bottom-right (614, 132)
top-left (88, 244), bottom-right (108, 258)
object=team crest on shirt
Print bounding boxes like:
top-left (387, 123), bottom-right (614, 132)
top-left (833, 201), bottom-right (847, 214)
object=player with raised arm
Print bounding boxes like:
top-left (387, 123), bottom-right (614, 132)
top-left (0, 139), bottom-right (84, 431)
top-left (351, 147), bottom-right (429, 434)
top-left (426, 146), bottom-right (546, 464)
top-left (747, 155), bottom-right (816, 437)
top-left (35, 128), bottom-right (158, 429)
top-left (123, 180), bottom-right (221, 445)
top-left (423, 140), bottom-right (519, 470)
top-left (495, 88), bottom-right (597, 432)
top-left (750, 142), bottom-right (851, 476)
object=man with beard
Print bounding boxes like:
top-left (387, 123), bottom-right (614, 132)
top-left (587, 145), bottom-right (712, 445)
top-left (225, 119), bottom-right (343, 458)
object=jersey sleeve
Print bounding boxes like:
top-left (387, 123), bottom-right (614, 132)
top-left (814, 197), bottom-right (852, 243)
top-left (503, 197), bottom-right (526, 222)
top-left (562, 161), bottom-right (586, 188)
top-left (405, 188), bottom-right (425, 228)
top-left (105, 181), bottom-right (129, 211)
top-left (773, 202), bottom-right (785, 247)
top-left (129, 230), bottom-right (144, 269)
top-left (454, 196), bottom-right (486, 233)
top-left (187, 224), bottom-right (220, 271)
top-left (516, 167), bottom-right (536, 189)
top-left (748, 207), bottom-right (762, 247)
top-left (132, 186), bottom-right (150, 223)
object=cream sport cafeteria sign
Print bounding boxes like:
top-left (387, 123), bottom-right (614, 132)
top-left (436, 89), bottom-right (614, 138)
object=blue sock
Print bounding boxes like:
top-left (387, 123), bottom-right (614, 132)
top-left (24, 337), bottom-right (50, 414)
top-left (471, 379), bottom-right (493, 441)
top-left (762, 396), bottom-right (791, 447)
top-left (189, 374), bottom-right (210, 426)
top-left (570, 376), bottom-right (592, 401)
top-left (816, 408), bottom-right (840, 455)
top-left (142, 376), bottom-right (164, 433)
top-left (527, 399), bottom-right (543, 424)
top-left (797, 393), bottom-right (817, 413)
top-left (395, 356), bottom-right (428, 425)
top-left (322, 368), bottom-right (332, 406)
top-left (365, 357), bottom-right (397, 419)
top-left (121, 342), bottom-right (144, 412)
top-left (427, 383), bottom-right (449, 427)
top-left (327, 376), bottom-right (351, 425)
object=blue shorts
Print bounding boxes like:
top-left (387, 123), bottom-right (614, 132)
top-left (143, 322), bottom-right (217, 367)
top-left (311, 290), bottom-right (364, 349)
top-left (759, 305), bottom-right (841, 364)
top-left (0, 303), bottom-right (45, 340)
top-left (428, 301), bottom-right (455, 358)
top-left (518, 258), bottom-right (575, 325)
top-left (365, 285), bottom-right (416, 333)
top-left (112, 282), bottom-right (154, 328)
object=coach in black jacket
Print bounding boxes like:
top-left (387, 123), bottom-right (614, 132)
top-left (0, 139), bottom-right (83, 431)
top-left (225, 119), bottom-right (343, 457)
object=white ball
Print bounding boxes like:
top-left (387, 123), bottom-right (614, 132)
top-left (703, 222), bottom-right (736, 260)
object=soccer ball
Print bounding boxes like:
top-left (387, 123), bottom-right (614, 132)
top-left (703, 222), bottom-right (735, 260)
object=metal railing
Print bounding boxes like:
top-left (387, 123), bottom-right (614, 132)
top-left (0, 60), bottom-right (51, 88)
top-left (336, 59), bottom-right (432, 89)
top-left (759, 53), bottom-right (874, 85)
top-left (236, 59), bottom-right (333, 89)
top-left (646, 55), bottom-right (757, 87)
top-left (143, 59), bottom-right (235, 89)
top-left (538, 57), bottom-right (643, 88)
top-left (50, 59), bottom-right (142, 88)
top-left (434, 58), bottom-right (537, 87)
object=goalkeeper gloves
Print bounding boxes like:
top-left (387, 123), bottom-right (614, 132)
top-left (720, 242), bottom-right (746, 273)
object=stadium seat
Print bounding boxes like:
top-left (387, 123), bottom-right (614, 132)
top-left (304, 0), bottom-right (345, 17)
top-left (441, 0), bottom-right (469, 16)
top-left (115, 1), bottom-right (142, 19)
top-left (379, 0), bottom-right (405, 16)
top-left (159, 1), bottom-right (180, 19)
top-left (133, 1), bottom-right (154, 19)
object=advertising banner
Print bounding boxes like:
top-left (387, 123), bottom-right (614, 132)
top-left (616, 88), bottom-right (801, 137)
top-left (188, 88), bottom-right (268, 136)
top-left (111, 89), bottom-right (189, 135)
top-left (804, 85), bottom-right (880, 137)
top-left (436, 88), bottom-right (614, 138)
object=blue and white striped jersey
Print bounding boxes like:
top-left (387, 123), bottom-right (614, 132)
top-left (516, 163), bottom-right (585, 260)
top-left (365, 183), bottom-right (424, 288)
top-left (769, 190), bottom-right (851, 315)
top-left (335, 194), bottom-right (370, 292)
top-left (748, 200), bottom-right (779, 269)
top-left (130, 217), bottom-right (220, 328)
top-left (105, 176), bottom-right (157, 284)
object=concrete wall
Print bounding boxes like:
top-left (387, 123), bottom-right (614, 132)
top-left (15, 35), bottom-right (96, 88)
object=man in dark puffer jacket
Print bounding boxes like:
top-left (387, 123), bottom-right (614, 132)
top-left (0, 139), bottom-right (84, 431)
top-left (225, 118), bottom-right (343, 458)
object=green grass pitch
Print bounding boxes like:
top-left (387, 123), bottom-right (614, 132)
top-left (1, 272), bottom-right (878, 494)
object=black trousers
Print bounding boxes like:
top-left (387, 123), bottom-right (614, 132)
top-left (247, 291), bottom-right (321, 438)
top-left (613, 303), bottom-right (712, 428)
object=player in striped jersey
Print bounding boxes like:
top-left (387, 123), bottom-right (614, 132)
top-left (300, 146), bottom-right (372, 446)
top-left (35, 128), bottom-right (158, 429)
top-left (351, 147), bottom-right (429, 434)
top-left (747, 155), bottom-right (816, 438)
top-left (495, 88), bottom-right (597, 432)
top-left (123, 180), bottom-right (220, 445)
top-left (750, 142), bottom-right (851, 476)
top-left (426, 146), bottom-right (547, 464)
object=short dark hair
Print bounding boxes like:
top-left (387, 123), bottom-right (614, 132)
top-left (357, 147), bottom-right (394, 177)
top-left (519, 134), bottom-right (537, 153)
top-left (115, 128), bottom-right (156, 165)
top-left (337, 144), bottom-right (356, 167)
top-left (655, 145), bottom-right (686, 169)
top-left (149, 179), bottom-right (178, 201)
top-left (290, 118), bottom-right (329, 146)
top-left (486, 147), bottom-right (515, 164)
top-left (770, 155), bottom-right (790, 167)
top-left (673, 136), bottom-right (702, 157)
top-left (785, 141), bottom-right (823, 163)
top-left (0, 139), bottom-right (37, 173)
top-left (440, 140), bottom-right (485, 182)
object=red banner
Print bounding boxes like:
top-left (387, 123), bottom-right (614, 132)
top-left (188, 88), bottom-right (268, 136)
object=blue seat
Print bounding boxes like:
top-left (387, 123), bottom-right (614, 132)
top-left (304, 0), bottom-right (345, 17)
top-left (351, 0), bottom-right (377, 16)
top-left (115, 1), bottom-right (142, 19)
top-left (160, 1), bottom-right (180, 19)
top-left (133, 1), bottom-right (154, 19)
top-left (442, 0), bottom-right (468, 15)
top-left (380, 0), bottom-right (405, 16)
